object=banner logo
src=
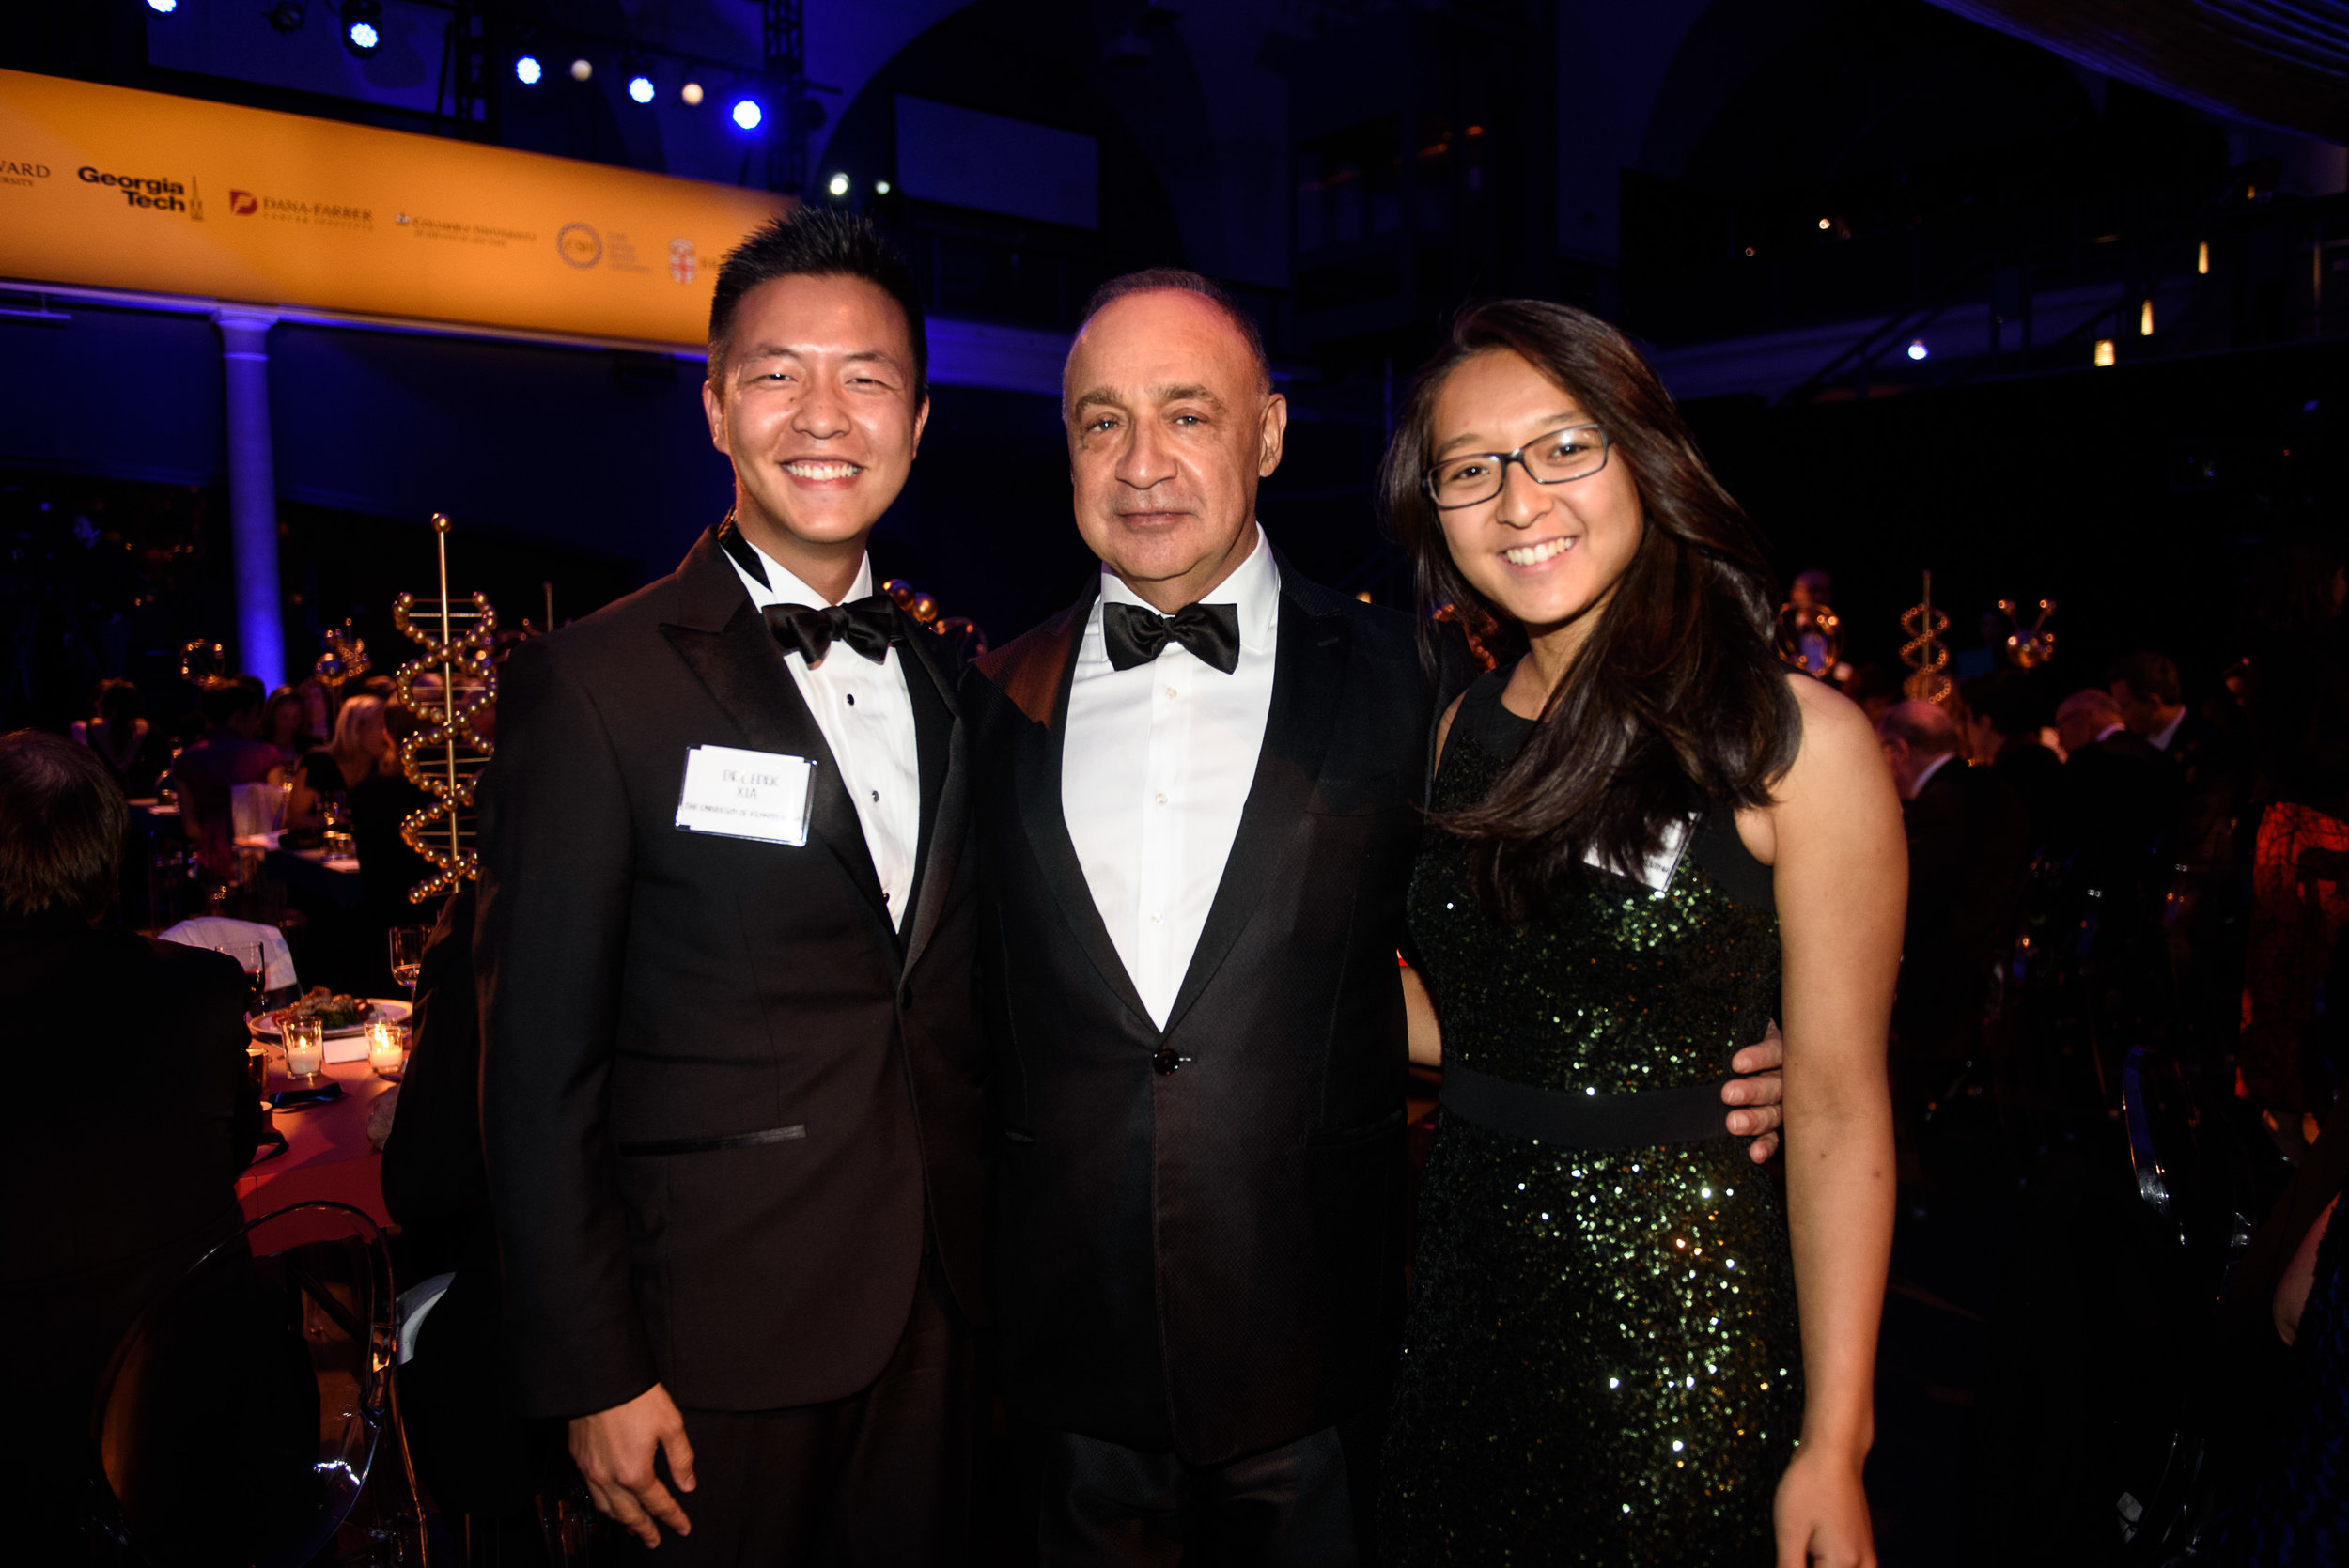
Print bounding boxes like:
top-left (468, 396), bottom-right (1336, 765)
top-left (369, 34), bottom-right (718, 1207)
top-left (557, 222), bottom-right (601, 268)
top-left (668, 238), bottom-right (696, 284)
top-left (229, 189), bottom-right (258, 215)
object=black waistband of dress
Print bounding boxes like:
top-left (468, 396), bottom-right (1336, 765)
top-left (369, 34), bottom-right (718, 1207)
top-left (1439, 1063), bottom-right (1732, 1150)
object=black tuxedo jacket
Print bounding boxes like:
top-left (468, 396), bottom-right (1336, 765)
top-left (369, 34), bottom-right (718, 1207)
top-left (965, 555), bottom-right (1437, 1465)
top-left (475, 529), bottom-right (985, 1421)
top-left (1893, 761), bottom-right (2030, 1059)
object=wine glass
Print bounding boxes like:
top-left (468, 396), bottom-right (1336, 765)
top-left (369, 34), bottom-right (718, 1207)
top-left (389, 926), bottom-right (428, 1002)
top-left (238, 942), bottom-right (270, 1017)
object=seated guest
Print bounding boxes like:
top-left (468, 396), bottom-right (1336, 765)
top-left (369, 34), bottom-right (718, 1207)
top-left (257, 685), bottom-right (319, 777)
top-left (168, 675), bottom-right (279, 880)
top-left (71, 677), bottom-right (167, 798)
top-left (286, 693), bottom-right (396, 834)
top-left (0, 730), bottom-right (261, 1554)
top-left (1961, 670), bottom-right (2061, 848)
top-left (1878, 702), bottom-right (2031, 1171)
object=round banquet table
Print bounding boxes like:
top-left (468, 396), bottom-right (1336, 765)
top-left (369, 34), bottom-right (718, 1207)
top-left (238, 1056), bottom-right (393, 1226)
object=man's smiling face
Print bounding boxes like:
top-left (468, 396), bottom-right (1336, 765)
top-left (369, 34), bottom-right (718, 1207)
top-left (703, 272), bottom-right (927, 576)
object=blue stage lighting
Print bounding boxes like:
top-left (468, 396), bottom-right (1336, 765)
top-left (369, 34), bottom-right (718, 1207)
top-left (732, 98), bottom-right (764, 132)
top-left (628, 74), bottom-right (656, 104)
top-left (1906, 339), bottom-right (1929, 362)
top-left (146, 0), bottom-right (178, 13)
top-left (514, 54), bottom-right (543, 85)
top-left (342, 0), bottom-right (382, 56)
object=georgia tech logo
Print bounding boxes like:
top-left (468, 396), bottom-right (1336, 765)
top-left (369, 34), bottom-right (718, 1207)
top-left (78, 165), bottom-right (187, 211)
top-left (229, 190), bottom-right (258, 215)
top-left (557, 223), bottom-right (602, 268)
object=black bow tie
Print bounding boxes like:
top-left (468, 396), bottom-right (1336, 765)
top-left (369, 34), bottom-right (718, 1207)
top-left (1102, 600), bottom-right (1242, 675)
top-left (764, 597), bottom-right (897, 667)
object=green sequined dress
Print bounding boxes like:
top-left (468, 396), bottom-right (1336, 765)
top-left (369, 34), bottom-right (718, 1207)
top-left (1379, 673), bottom-right (1802, 1566)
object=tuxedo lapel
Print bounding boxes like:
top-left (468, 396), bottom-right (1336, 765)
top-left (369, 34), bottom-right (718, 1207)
top-left (1007, 580), bottom-right (1157, 1032)
top-left (657, 534), bottom-right (893, 942)
top-left (896, 611), bottom-right (962, 974)
top-left (1159, 562), bottom-right (1349, 1037)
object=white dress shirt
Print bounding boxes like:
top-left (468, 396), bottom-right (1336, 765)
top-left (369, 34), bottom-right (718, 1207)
top-left (726, 538), bottom-right (921, 929)
top-left (1063, 525), bottom-right (1281, 1028)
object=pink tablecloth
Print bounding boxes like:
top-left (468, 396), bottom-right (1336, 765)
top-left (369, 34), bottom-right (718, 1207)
top-left (237, 1056), bottom-right (392, 1226)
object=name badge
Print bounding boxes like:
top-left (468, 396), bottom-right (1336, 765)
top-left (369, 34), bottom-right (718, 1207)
top-left (674, 745), bottom-right (816, 846)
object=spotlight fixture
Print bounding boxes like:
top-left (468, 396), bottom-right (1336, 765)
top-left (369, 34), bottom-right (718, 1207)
top-left (1817, 217), bottom-right (1831, 231)
top-left (875, 179), bottom-right (892, 195)
top-left (2093, 338), bottom-right (2116, 367)
top-left (146, 0), bottom-right (178, 13)
top-left (514, 54), bottom-right (542, 85)
top-left (2197, 240), bottom-right (2210, 275)
top-left (680, 81), bottom-right (706, 106)
top-left (262, 1), bottom-right (306, 35)
top-left (1906, 338), bottom-right (1928, 362)
top-left (569, 58), bottom-right (593, 82)
top-left (731, 97), bottom-right (764, 131)
top-left (342, 0), bottom-right (382, 56)
top-left (827, 172), bottom-right (850, 197)
top-left (627, 72), bottom-right (656, 104)
top-left (2139, 298), bottom-right (2155, 336)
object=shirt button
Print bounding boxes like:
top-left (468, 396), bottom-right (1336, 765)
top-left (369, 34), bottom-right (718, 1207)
top-left (869, 789), bottom-right (879, 802)
top-left (1154, 792), bottom-right (1167, 806)
top-left (1163, 686), bottom-right (1177, 700)
top-left (846, 692), bottom-right (856, 706)
top-left (1149, 912), bottom-right (1161, 924)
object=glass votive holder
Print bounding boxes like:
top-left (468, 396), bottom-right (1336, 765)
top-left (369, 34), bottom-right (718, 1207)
top-left (283, 1016), bottom-right (326, 1082)
top-left (366, 1020), bottom-right (407, 1081)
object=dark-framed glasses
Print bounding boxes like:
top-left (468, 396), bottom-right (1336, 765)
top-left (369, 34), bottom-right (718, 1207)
top-left (1423, 424), bottom-right (1610, 510)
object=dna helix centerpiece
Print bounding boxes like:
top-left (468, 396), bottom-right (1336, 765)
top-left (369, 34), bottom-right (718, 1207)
top-left (314, 620), bottom-right (371, 695)
top-left (390, 514), bottom-right (501, 904)
top-left (880, 577), bottom-right (989, 660)
top-left (1899, 570), bottom-right (1952, 706)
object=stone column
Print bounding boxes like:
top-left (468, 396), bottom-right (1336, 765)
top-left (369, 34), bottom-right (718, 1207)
top-left (214, 308), bottom-right (285, 688)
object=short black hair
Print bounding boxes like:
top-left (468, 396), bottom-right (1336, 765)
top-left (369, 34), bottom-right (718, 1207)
top-left (1077, 268), bottom-right (1271, 395)
top-left (2107, 650), bottom-right (2182, 706)
top-left (0, 729), bottom-right (125, 921)
top-left (707, 210), bottom-right (928, 399)
top-left (1961, 670), bottom-right (2045, 738)
top-left (197, 674), bottom-right (261, 729)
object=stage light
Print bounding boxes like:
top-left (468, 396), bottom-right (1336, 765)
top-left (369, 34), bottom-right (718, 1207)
top-left (2094, 338), bottom-right (2116, 367)
top-left (875, 179), bottom-right (892, 194)
top-left (627, 71), bottom-right (656, 103)
top-left (732, 97), bottom-right (764, 131)
top-left (262, 1), bottom-right (306, 35)
top-left (2139, 298), bottom-right (2155, 335)
top-left (569, 58), bottom-right (593, 82)
top-left (1906, 338), bottom-right (1927, 362)
top-left (1817, 217), bottom-right (1831, 231)
top-left (828, 172), bottom-right (850, 197)
top-left (343, 0), bottom-right (381, 56)
top-left (681, 82), bottom-right (706, 105)
top-left (146, 0), bottom-right (178, 13)
top-left (2197, 241), bottom-right (2210, 274)
top-left (514, 54), bottom-right (542, 85)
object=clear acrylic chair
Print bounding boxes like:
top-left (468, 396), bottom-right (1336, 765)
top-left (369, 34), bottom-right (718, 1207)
top-left (90, 1201), bottom-right (426, 1566)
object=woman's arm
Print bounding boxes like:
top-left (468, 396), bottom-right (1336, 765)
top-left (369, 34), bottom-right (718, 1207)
top-left (1404, 963), bottom-right (1441, 1066)
top-left (286, 763), bottom-right (326, 830)
top-left (1766, 674), bottom-right (1904, 1568)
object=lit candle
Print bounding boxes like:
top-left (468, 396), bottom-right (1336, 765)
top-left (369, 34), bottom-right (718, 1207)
top-left (367, 1020), bottom-right (406, 1079)
top-left (284, 1017), bottom-right (325, 1079)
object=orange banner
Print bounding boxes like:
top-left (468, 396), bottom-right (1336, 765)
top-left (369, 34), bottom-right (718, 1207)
top-left (0, 68), bottom-right (790, 347)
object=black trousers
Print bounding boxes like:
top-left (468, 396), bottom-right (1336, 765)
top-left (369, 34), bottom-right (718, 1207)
top-left (615, 1257), bottom-right (976, 1566)
top-left (1029, 1422), bottom-right (1370, 1567)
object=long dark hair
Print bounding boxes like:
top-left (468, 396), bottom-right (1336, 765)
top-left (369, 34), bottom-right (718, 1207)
top-left (1382, 299), bottom-right (1800, 916)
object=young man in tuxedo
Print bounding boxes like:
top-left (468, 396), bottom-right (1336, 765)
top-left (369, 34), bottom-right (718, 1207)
top-left (474, 211), bottom-right (985, 1560)
top-left (962, 272), bottom-right (1787, 1563)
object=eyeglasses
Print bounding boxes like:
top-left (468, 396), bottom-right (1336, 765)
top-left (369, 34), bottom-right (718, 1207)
top-left (1423, 424), bottom-right (1610, 510)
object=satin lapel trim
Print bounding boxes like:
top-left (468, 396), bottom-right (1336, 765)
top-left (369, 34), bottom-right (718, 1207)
top-left (659, 600), bottom-right (894, 939)
top-left (1011, 584), bottom-right (1157, 1032)
top-left (897, 615), bottom-right (962, 973)
top-left (1159, 594), bottom-right (1349, 1038)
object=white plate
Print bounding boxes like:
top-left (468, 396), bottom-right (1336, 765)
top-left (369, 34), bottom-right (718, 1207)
top-left (251, 997), bottom-right (412, 1041)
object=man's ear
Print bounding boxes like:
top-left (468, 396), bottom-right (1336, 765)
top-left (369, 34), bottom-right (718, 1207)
top-left (702, 377), bottom-right (731, 456)
top-left (1257, 392), bottom-right (1289, 479)
top-left (910, 394), bottom-right (931, 455)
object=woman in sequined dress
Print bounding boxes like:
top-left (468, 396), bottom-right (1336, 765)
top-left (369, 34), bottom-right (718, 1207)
top-left (1374, 302), bottom-right (1904, 1567)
